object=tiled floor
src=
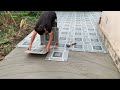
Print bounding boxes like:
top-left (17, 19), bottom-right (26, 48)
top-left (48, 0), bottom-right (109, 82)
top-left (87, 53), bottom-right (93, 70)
top-left (17, 11), bottom-right (106, 61)
top-left (56, 11), bottom-right (106, 53)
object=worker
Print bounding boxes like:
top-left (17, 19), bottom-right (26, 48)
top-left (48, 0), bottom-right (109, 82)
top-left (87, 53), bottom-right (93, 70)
top-left (28, 11), bottom-right (57, 52)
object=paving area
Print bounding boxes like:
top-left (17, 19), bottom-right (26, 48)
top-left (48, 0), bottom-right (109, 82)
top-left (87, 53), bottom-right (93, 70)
top-left (17, 12), bottom-right (106, 53)
top-left (0, 11), bottom-right (120, 79)
top-left (17, 11), bottom-right (107, 61)
top-left (56, 11), bottom-right (106, 53)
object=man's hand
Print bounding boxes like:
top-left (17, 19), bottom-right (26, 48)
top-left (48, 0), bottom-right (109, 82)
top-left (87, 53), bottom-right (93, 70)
top-left (28, 45), bottom-right (32, 50)
top-left (42, 46), bottom-right (50, 53)
top-left (27, 30), bottom-right (37, 50)
top-left (46, 46), bottom-right (50, 52)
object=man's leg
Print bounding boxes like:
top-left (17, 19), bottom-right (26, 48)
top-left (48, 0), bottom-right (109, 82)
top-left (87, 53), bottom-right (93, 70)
top-left (52, 18), bottom-right (59, 48)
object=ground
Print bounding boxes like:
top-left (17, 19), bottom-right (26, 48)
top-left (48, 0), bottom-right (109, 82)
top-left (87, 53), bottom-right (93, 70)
top-left (0, 48), bottom-right (119, 79)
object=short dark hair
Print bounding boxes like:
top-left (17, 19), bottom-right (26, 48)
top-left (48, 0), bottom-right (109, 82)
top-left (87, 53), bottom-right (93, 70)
top-left (36, 25), bottom-right (45, 35)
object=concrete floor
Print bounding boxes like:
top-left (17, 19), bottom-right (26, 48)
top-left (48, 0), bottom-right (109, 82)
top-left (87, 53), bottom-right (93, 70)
top-left (0, 47), bottom-right (120, 79)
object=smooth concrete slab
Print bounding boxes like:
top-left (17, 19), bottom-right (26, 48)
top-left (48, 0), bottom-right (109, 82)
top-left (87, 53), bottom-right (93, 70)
top-left (0, 47), bottom-right (120, 79)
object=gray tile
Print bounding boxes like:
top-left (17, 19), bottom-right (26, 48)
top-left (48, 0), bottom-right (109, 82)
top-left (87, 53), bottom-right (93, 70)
top-left (75, 32), bottom-right (81, 35)
top-left (45, 48), bottom-right (69, 61)
top-left (58, 44), bottom-right (65, 47)
top-left (75, 28), bottom-right (81, 30)
top-left (60, 37), bottom-right (66, 40)
top-left (91, 39), bottom-right (99, 42)
top-left (84, 42), bottom-right (90, 44)
top-left (52, 52), bottom-right (63, 57)
top-left (88, 28), bottom-right (94, 31)
top-left (83, 38), bottom-right (91, 42)
top-left (61, 32), bottom-right (68, 34)
top-left (89, 33), bottom-right (97, 36)
top-left (63, 28), bottom-right (69, 30)
top-left (74, 45), bottom-right (83, 49)
top-left (75, 38), bottom-right (82, 41)
top-left (93, 46), bottom-right (102, 50)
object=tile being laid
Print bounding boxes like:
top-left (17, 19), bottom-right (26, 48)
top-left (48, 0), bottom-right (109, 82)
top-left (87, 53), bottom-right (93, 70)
top-left (45, 48), bottom-right (69, 61)
top-left (25, 46), bottom-right (48, 54)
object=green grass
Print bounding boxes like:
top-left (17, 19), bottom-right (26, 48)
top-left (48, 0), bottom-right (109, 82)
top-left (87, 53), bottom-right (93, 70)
top-left (0, 11), bottom-right (40, 60)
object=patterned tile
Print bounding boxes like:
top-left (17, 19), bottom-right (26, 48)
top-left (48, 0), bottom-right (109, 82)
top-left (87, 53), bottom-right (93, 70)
top-left (17, 11), bottom-right (106, 56)
top-left (45, 48), bottom-right (69, 61)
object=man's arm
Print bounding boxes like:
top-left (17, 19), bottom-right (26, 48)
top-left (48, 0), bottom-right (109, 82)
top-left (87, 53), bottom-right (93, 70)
top-left (28, 30), bottom-right (37, 50)
top-left (46, 31), bottom-right (53, 51)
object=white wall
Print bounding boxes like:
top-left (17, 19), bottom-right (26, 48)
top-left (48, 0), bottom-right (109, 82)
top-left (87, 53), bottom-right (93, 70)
top-left (99, 11), bottom-right (120, 57)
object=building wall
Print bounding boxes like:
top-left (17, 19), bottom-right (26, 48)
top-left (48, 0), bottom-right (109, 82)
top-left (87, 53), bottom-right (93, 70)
top-left (99, 11), bottom-right (120, 71)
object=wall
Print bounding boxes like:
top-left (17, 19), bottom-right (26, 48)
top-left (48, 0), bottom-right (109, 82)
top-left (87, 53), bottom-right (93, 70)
top-left (99, 11), bottom-right (120, 71)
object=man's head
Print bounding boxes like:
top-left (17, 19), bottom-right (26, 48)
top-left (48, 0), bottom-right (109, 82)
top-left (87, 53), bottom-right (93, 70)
top-left (36, 25), bottom-right (46, 35)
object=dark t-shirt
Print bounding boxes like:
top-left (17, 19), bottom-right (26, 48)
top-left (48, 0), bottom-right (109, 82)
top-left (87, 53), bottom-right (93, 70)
top-left (34, 11), bottom-right (57, 34)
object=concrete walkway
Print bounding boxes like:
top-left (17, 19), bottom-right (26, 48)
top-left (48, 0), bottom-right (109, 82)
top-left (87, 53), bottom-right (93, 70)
top-left (0, 11), bottom-right (120, 79)
top-left (0, 47), bottom-right (120, 79)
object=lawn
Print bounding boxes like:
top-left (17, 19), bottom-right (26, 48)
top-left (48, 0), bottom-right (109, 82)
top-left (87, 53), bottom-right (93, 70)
top-left (0, 11), bottom-right (41, 61)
